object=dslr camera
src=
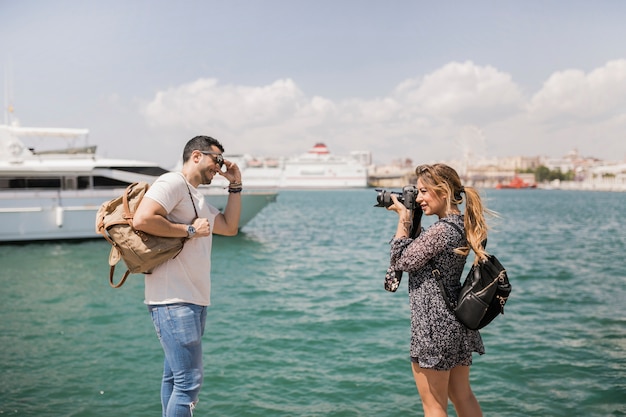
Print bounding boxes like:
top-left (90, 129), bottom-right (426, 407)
top-left (374, 185), bottom-right (419, 211)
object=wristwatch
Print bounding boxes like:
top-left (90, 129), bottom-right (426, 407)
top-left (186, 225), bottom-right (196, 238)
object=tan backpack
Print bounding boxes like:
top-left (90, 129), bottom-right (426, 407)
top-left (95, 180), bottom-right (195, 288)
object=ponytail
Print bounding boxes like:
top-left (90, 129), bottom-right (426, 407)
top-left (462, 186), bottom-right (492, 264)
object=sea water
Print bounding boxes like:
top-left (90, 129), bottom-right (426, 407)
top-left (1, 189), bottom-right (624, 416)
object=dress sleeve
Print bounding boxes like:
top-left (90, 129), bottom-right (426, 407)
top-left (384, 236), bottom-right (413, 291)
top-left (390, 223), bottom-right (450, 273)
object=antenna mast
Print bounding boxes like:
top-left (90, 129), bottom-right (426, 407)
top-left (3, 59), bottom-right (15, 126)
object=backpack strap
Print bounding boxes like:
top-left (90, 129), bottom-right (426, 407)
top-left (431, 218), bottom-right (465, 311)
top-left (431, 268), bottom-right (455, 310)
top-left (441, 218), bottom-right (488, 249)
top-left (439, 218), bottom-right (463, 237)
top-left (110, 263), bottom-right (131, 288)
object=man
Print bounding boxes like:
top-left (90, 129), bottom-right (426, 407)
top-left (132, 135), bottom-right (242, 417)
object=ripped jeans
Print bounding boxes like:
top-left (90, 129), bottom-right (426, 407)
top-left (149, 303), bottom-right (207, 417)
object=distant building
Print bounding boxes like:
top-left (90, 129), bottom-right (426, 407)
top-left (444, 156), bottom-right (541, 188)
top-left (367, 150), bottom-right (625, 191)
top-left (368, 158), bottom-right (415, 188)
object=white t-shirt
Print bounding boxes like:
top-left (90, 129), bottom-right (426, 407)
top-left (143, 172), bottom-right (220, 306)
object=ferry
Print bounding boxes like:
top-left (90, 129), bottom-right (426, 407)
top-left (224, 143), bottom-right (369, 189)
top-left (0, 124), bottom-right (277, 242)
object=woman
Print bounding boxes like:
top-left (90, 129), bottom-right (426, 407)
top-left (386, 163), bottom-right (491, 417)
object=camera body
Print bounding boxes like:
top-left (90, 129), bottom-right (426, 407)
top-left (375, 185), bottom-right (419, 211)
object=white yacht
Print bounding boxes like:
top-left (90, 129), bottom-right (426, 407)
top-left (0, 124), bottom-right (277, 242)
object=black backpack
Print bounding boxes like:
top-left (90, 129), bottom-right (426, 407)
top-left (434, 220), bottom-right (512, 330)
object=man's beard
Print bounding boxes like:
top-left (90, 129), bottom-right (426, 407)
top-left (202, 172), bottom-right (214, 185)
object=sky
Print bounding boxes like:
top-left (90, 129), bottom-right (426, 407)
top-left (1, 0), bottom-right (625, 168)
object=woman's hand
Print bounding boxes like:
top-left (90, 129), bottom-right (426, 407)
top-left (387, 194), bottom-right (411, 222)
top-left (388, 194), bottom-right (414, 238)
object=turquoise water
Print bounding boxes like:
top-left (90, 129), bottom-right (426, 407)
top-left (1, 189), bottom-right (624, 416)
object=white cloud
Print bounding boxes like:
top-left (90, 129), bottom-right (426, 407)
top-left (393, 61), bottom-right (525, 123)
top-left (141, 60), bottom-right (626, 163)
top-left (529, 59), bottom-right (626, 121)
top-left (143, 78), bottom-right (306, 132)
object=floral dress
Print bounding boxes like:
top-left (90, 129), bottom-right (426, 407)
top-left (388, 214), bottom-right (484, 370)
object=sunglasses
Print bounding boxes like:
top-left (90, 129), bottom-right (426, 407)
top-left (199, 151), bottom-right (224, 167)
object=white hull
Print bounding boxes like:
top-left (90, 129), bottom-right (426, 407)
top-left (0, 188), bottom-right (277, 242)
top-left (281, 161), bottom-right (367, 188)
top-left (280, 176), bottom-right (367, 189)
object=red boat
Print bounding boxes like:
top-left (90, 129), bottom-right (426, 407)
top-left (496, 176), bottom-right (537, 189)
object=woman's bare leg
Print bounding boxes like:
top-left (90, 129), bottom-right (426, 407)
top-left (448, 365), bottom-right (482, 417)
top-left (411, 362), bottom-right (450, 417)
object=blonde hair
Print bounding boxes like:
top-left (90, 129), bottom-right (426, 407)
top-left (415, 163), bottom-right (494, 264)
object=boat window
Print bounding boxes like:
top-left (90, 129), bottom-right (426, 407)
top-left (0, 176), bottom-right (130, 190)
top-left (77, 176), bottom-right (93, 189)
top-left (101, 166), bottom-right (169, 176)
top-left (3, 177), bottom-right (62, 189)
top-left (92, 176), bottom-right (132, 188)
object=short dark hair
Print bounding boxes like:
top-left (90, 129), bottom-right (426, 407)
top-left (182, 136), bottom-right (225, 163)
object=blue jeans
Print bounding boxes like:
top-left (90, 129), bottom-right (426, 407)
top-left (149, 303), bottom-right (207, 417)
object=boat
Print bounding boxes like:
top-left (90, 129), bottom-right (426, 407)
top-left (216, 155), bottom-right (284, 189)
top-left (496, 175), bottom-right (537, 189)
top-left (0, 124), bottom-right (277, 242)
top-left (223, 143), bottom-right (369, 189)
top-left (282, 143), bottom-right (368, 188)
